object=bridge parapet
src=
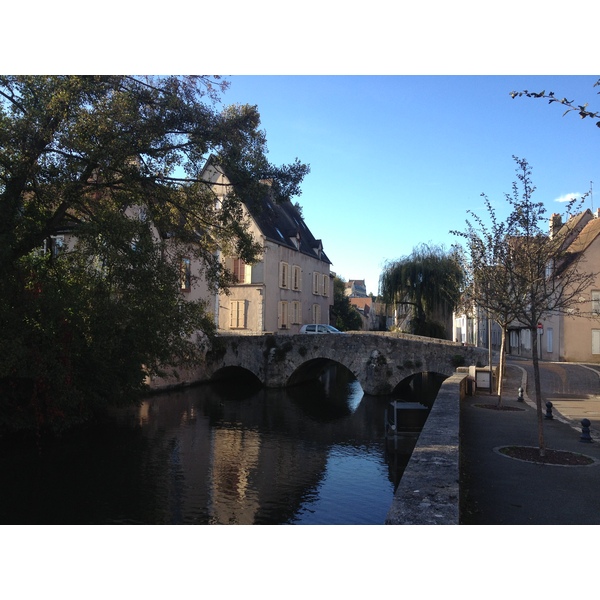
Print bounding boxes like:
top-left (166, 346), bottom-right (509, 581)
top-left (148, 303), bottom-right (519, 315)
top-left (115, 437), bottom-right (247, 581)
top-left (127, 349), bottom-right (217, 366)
top-left (204, 332), bottom-right (488, 395)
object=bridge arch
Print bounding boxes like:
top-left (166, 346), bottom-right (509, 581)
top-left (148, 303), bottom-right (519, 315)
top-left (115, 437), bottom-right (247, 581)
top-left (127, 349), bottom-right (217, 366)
top-left (287, 357), bottom-right (358, 388)
top-left (210, 365), bottom-right (262, 385)
top-left (202, 332), bottom-right (488, 396)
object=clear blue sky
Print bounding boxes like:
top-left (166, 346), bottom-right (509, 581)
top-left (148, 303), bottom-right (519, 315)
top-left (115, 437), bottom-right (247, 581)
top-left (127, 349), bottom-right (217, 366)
top-left (8, 8), bottom-right (600, 298)
top-left (219, 75), bottom-right (600, 295)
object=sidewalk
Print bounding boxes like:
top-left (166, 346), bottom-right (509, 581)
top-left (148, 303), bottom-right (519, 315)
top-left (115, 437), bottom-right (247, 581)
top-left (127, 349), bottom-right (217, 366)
top-left (460, 362), bottom-right (600, 524)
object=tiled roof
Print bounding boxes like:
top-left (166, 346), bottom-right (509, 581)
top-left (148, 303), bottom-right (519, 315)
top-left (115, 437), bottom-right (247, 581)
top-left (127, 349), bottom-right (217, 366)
top-left (245, 190), bottom-right (332, 265)
top-left (203, 157), bottom-right (331, 265)
top-left (566, 217), bottom-right (600, 254)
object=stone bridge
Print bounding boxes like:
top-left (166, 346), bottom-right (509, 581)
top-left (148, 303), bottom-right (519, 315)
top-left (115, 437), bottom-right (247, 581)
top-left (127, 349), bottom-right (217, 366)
top-left (201, 332), bottom-right (488, 395)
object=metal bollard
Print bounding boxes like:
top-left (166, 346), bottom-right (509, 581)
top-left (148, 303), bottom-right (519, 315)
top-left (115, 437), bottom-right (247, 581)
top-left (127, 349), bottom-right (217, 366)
top-left (580, 418), bottom-right (593, 443)
top-left (517, 387), bottom-right (524, 402)
top-left (544, 401), bottom-right (554, 420)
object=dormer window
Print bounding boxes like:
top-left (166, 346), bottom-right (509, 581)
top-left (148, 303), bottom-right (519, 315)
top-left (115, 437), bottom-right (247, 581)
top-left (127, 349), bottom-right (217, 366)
top-left (290, 231), bottom-right (301, 249)
top-left (313, 240), bottom-right (323, 259)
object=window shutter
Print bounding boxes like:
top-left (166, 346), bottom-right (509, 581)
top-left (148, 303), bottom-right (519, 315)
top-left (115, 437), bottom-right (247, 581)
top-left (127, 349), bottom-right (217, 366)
top-left (593, 330), bottom-right (600, 355)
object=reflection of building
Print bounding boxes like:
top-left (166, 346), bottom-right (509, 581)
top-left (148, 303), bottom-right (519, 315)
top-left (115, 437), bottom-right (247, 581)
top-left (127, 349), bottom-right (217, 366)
top-left (137, 386), bottom-right (330, 524)
top-left (209, 428), bottom-right (261, 524)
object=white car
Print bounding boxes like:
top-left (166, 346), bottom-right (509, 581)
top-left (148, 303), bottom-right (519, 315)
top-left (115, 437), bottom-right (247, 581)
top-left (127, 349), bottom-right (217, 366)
top-left (299, 324), bottom-right (344, 334)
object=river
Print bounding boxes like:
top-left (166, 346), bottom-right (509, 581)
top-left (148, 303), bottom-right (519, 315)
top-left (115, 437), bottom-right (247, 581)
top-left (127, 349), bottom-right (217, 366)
top-left (0, 367), bottom-right (442, 525)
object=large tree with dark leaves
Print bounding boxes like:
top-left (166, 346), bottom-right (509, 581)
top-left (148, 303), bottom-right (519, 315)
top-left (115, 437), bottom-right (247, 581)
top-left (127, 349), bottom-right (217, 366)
top-left (0, 75), bottom-right (309, 434)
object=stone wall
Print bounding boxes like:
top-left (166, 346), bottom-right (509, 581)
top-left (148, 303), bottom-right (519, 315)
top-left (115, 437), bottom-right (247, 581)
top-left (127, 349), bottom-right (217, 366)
top-left (146, 332), bottom-right (487, 396)
top-left (385, 372), bottom-right (467, 525)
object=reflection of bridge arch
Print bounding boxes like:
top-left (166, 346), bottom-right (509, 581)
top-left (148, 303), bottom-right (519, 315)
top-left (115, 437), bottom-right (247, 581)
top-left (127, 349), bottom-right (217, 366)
top-left (202, 333), bottom-right (488, 396)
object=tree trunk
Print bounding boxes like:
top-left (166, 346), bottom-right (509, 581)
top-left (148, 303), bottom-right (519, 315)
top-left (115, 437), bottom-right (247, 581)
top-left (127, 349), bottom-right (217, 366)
top-left (496, 326), bottom-right (507, 407)
top-left (531, 330), bottom-right (546, 457)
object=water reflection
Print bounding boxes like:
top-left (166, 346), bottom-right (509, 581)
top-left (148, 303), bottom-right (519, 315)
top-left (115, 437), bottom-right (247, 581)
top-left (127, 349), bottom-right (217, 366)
top-left (0, 368), bottom-right (444, 525)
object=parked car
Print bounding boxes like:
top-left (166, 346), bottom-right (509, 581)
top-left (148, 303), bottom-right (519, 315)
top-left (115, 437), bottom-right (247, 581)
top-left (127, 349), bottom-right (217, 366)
top-left (299, 324), bottom-right (344, 334)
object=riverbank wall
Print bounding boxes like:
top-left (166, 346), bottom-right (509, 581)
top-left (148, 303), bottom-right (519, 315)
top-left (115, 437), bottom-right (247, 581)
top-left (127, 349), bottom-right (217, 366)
top-left (385, 372), bottom-right (467, 525)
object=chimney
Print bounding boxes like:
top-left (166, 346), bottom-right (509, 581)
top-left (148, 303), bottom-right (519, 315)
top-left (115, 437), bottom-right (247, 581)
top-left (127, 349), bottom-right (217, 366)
top-left (549, 213), bottom-right (562, 238)
top-left (595, 208), bottom-right (600, 219)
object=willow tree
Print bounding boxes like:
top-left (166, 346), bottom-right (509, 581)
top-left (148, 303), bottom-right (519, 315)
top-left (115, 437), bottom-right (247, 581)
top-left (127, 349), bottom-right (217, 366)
top-left (379, 244), bottom-right (465, 339)
top-left (0, 76), bottom-right (309, 434)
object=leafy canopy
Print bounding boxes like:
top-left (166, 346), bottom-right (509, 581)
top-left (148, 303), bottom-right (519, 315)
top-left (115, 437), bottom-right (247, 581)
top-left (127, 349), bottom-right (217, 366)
top-left (0, 76), bottom-right (309, 435)
top-left (380, 244), bottom-right (464, 338)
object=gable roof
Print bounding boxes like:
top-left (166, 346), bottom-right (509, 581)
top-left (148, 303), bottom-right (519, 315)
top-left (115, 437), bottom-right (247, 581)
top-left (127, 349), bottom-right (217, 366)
top-left (566, 217), bottom-right (600, 255)
top-left (245, 192), bottom-right (331, 265)
top-left (201, 158), bottom-right (331, 265)
top-left (552, 209), bottom-right (594, 251)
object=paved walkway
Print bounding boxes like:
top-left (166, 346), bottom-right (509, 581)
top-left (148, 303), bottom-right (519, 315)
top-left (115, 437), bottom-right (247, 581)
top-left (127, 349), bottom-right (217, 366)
top-left (460, 358), bottom-right (600, 524)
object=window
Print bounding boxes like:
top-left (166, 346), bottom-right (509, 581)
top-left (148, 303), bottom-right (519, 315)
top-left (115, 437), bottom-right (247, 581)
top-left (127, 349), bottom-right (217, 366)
top-left (233, 258), bottom-right (251, 283)
top-left (278, 301), bottom-right (289, 329)
top-left (292, 265), bottom-right (302, 291)
top-left (230, 300), bottom-right (247, 329)
top-left (280, 262), bottom-right (289, 289)
top-left (593, 330), bottom-right (600, 355)
top-left (312, 272), bottom-right (328, 296)
top-left (312, 303), bottom-right (321, 324)
top-left (180, 257), bottom-right (191, 291)
top-left (43, 235), bottom-right (65, 258)
top-left (546, 327), bottom-right (553, 353)
top-left (291, 301), bottom-right (302, 324)
top-left (592, 291), bottom-right (600, 314)
top-left (522, 329), bottom-right (531, 351)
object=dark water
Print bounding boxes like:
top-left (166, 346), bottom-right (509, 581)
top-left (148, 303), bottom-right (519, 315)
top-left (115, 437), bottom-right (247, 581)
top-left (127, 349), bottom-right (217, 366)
top-left (0, 368), bottom-right (442, 525)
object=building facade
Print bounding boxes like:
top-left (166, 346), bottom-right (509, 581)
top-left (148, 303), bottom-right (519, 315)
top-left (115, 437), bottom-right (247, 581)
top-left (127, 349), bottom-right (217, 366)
top-left (454, 208), bottom-right (600, 363)
top-left (202, 162), bottom-right (333, 334)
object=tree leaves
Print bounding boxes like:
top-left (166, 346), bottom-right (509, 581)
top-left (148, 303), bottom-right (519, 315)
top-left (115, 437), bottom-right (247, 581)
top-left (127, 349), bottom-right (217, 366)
top-left (380, 244), bottom-right (464, 338)
top-left (0, 75), bottom-right (309, 435)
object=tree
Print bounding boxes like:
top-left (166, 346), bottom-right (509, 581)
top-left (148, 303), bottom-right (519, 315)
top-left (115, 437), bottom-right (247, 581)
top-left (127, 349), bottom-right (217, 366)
top-left (504, 158), bottom-right (595, 455)
top-left (456, 157), bottom-right (595, 456)
top-left (0, 76), bottom-right (309, 435)
top-left (379, 244), bottom-right (464, 339)
top-left (331, 276), bottom-right (363, 331)
top-left (452, 194), bottom-right (520, 406)
top-left (510, 80), bottom-right (600, 126)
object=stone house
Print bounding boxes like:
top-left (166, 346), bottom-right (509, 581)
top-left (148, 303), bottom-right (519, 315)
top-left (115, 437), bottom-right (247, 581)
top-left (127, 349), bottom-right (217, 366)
top-left (201, 161), bottom-right (333, 334)
top-left (345, 279), bottom-right (367, 298)
top-left (454, 208), bottom-right (600, 362)
top-left (536, 209), bottom-right (600, 362)
top-left (49, 160), bottom-right (333, 337)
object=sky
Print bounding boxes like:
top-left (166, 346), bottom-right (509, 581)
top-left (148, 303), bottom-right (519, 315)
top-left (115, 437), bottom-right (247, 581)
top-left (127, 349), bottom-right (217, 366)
top-left (6, 6), bottom-right (600, 299)
top-left (219, 75), bottom-right (600, 294)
